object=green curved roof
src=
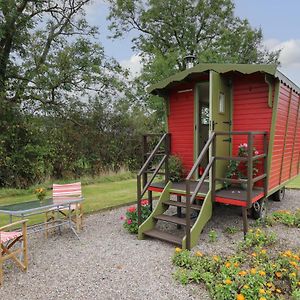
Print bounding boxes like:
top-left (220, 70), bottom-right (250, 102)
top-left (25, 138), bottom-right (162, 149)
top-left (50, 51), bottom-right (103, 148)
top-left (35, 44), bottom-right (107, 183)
top-left (148, 63), bottom-right (299, 95)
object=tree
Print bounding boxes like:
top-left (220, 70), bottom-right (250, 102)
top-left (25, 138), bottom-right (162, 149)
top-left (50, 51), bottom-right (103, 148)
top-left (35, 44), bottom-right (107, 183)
top-left (108, 0), bottom-right (280, 70)
top-left (0, 0), bottom-right (137, 188)
top-left (0, 0), bottom-right (127, 109)
top-left (108, 0), bottom-right (280, 117)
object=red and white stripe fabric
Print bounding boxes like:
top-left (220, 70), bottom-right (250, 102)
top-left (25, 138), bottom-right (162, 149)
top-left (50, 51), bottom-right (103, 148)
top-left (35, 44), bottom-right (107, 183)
top-left (53, 182), bottom-right (82, 210)
top-left (0, 231), bottom-right (22, 243)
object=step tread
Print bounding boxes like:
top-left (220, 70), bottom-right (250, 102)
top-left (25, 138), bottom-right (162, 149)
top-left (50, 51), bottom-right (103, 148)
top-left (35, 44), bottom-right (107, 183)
top-left (154, 214), bottom-right (195, 226)
top-left (163, 200), bottom-right (202, 211)
top-left (143, 229), bottom-right (182, 245)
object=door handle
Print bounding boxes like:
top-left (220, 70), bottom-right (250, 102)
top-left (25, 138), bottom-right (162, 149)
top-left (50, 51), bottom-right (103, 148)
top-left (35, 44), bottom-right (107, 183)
top-left (222, 121), bottom-right (232, 126)
top-left (211, 120), bottom-right (218, 131)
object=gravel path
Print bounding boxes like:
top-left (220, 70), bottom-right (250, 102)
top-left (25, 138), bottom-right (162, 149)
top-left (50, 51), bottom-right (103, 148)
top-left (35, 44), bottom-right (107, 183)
top-left (0, 189), bottom-right (299, 300)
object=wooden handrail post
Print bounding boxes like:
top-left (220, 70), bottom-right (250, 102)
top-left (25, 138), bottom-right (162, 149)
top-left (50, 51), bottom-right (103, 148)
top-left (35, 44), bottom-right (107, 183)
top-left (263, 133), bottom-right (268, 197)
top-left (211, 134), bottom-right (216, 202)
top-left (185, 180), bottom-right (191, 250)
top-left (142, 135), bottom-right (148, 188)
top-left (165, 134), bottom-right (170, 184)
top-left (137, 175), bottom-right (142, 225)
top-left (247, 133), bottom-right (253, 208)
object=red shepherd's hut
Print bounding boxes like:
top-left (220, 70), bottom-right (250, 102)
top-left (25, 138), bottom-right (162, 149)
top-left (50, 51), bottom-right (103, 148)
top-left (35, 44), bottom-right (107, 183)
top-left (136, 63), bottom-right (300, 249)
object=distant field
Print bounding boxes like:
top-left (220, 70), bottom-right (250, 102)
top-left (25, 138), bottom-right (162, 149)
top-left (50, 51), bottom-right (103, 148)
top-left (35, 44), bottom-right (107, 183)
top-left (0, 173), bottom-right (298, 227)
top-left (0, 176), bottom-right (138, 227)
top-left (286, 175), bottom-right (300, 189)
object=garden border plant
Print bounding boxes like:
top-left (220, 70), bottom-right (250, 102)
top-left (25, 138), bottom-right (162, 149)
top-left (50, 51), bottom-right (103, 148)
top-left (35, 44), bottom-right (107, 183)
top-left (122, 199), bottom-right (151, 234)
top-left (172, 228), bottom-right (300, 300)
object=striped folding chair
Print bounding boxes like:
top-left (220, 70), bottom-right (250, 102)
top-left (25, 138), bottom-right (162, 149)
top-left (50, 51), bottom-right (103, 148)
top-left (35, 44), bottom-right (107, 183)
top-left (45, 182), bottom-right (83, 237)
top-left (0, 220), bottom-right (28, 286)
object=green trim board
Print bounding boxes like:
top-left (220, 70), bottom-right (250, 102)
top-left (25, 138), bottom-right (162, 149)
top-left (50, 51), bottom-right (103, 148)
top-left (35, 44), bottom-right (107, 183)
top-left (279, 88), bottom-right (293, 183)
top-left (229, 77), bottom-right (233, 157)
top-left (194, 83), bottom-right (200, 166)
top-left (164, 95), bottom-right (170, 132)
top-left (267, 80), bottom-right (280, 183)
top-left (289, 94), bottom-right (300, 177)
top-left (193, 81), bottom-right (209, 179)
top-left (148, 63), bottom-right (300, 96)
top-left (265, 74), bottom-right (274, 108)
top-left (209, 71), bottom-right (232, 187)
top-left (182, 190), bottom-right (212, 249)
top-left (138, 181), bottom-right (172, 240)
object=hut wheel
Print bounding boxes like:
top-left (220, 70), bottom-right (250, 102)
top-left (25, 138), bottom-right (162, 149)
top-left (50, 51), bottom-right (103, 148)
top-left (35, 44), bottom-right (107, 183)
top-left (252, 199), bottom-right (267, 220)
top-left (272, 187), bottom-right (285, 202)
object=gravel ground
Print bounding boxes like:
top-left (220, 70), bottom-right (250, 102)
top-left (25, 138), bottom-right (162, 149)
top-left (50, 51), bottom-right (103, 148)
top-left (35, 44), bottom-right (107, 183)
top-left (0, 189), bottom-right (299, 300)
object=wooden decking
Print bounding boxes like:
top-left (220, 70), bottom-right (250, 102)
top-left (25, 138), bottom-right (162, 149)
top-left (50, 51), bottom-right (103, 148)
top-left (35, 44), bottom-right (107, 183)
top-left (148, 181), bottom-right (264, 207)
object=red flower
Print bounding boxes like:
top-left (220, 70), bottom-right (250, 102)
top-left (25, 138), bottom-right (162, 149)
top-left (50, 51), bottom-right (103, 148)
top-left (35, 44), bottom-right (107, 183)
top-left (128, 206), bottom-right (136, 213)
top-left (127, 219), bottom-right (132, 225)
top-left (120, 215), bottom-right (125, 220)
top-left (141, 199), bottom-right (149, 206)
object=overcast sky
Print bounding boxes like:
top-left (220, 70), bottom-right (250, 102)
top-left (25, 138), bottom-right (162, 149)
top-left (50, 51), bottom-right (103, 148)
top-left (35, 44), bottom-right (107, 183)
top-left (85, 0), bottom-right (300, 86)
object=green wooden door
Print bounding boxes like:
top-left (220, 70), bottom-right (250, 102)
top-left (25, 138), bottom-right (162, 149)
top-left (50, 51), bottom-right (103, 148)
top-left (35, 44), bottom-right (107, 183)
top-left (209, 71), bottom-right (232, 184)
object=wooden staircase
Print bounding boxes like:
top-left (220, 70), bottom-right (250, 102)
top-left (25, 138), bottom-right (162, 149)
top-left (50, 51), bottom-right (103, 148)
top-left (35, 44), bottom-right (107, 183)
top-left (138, 179), bottom-right (213, 250)
top-left (137, 133), bottom-right (215, 250)
top-left (137, 131), bottom-right (269, 249)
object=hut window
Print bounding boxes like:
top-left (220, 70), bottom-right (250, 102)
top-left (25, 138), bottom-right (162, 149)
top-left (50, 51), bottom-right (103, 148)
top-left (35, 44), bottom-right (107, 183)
top-left (201, 106), bottom-right (209, 125)
top-left (219, 92), bottom-right (225, 114)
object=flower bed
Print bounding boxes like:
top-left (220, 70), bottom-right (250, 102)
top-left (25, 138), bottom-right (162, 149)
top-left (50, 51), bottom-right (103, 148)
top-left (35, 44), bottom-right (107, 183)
top-left (172, 229), bottom-right (300, 300)
top-left (121, 200), bottom-right (151, 234)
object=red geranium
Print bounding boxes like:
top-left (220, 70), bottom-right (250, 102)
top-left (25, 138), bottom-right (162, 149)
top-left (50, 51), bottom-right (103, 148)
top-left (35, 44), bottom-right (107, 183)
top-left (141, 199), bottom-right (149, 206)
top-left (128, 206), bottom-right (136, 213)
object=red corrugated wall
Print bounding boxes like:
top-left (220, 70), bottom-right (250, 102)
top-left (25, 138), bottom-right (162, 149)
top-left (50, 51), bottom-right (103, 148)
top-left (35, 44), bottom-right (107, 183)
top-left (269, 84), bottom-right (300, 189)
top-left (290, 94), bottom-right (300, 177)
top-left (168, 85), bottom-right (194, 174)
top-left (232, 74), bottom-right (273, 186)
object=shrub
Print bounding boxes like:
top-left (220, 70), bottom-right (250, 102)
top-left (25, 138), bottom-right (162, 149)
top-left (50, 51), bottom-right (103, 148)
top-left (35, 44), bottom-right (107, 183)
top-left (208, 230), bottom-right (218, 242)
top-left (272, 210), bottom-right (300, 227)
top-left (168, 155), bottom-right (185, 182)
top-left (122, 200), bottom-right (151, 234)
top-left (172, 245), bottom-right (300, 300)
top-left (239, 228), bottom-right (276, 250)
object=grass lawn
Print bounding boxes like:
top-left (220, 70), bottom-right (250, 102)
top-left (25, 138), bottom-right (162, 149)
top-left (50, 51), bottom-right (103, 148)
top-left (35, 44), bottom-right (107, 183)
top-left (0, 178), bottom-right (138, 227)
top-left (286, 174), bottom-right (300, 189)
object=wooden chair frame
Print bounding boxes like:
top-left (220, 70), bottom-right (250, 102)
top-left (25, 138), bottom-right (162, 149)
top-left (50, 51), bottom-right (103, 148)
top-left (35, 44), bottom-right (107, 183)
top-left (45, 203), bottom-right (83, 238)
top-left (45, 182), bottom-right (83, 238)
top-left (0, 219), bottom-right (28, 286)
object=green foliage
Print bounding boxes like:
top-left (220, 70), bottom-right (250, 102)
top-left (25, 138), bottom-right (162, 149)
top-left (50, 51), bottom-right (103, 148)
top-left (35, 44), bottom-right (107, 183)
top-left (223, 226), bottom-right (239, 235)
top-left (239, 228), bottom-right (276, 250)
top-left (208, 230), bottom-right (218, 242)
top-left (122, 200), bottom-right (151, 234)
top-left (272, 210), bottom-right (300, 228)
top-left (255, 210), bottom-right (300, 228)
top-left (225, 143), bottom-right (260, 188)
top-left (108, 0), bottom-right (280, 117)
top-left (0, 102), bottom-right (54, 188)
top-left (172, 231), bottom-right (300, 299)
top-left (0, 0), bottom-right (154, 188)
top-left (34, 188), bottom-right (46, 201)
top-left (292, 289), bottom-right (300, 300)
top-left (168, 155), bottom-right (185, 182)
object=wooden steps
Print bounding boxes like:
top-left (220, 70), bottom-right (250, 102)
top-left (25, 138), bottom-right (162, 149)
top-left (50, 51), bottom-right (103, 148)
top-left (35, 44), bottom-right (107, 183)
top-left (154, 214), bottom-right (195, 226)
top-left (163, 200), bottom-right (202, 211)
top-left (143, 229), bottom-right (182, 246)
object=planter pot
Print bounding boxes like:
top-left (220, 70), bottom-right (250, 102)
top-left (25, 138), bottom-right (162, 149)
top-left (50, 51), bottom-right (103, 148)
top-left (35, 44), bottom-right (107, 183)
top-left (240, 182), bottom-right (253, 190)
